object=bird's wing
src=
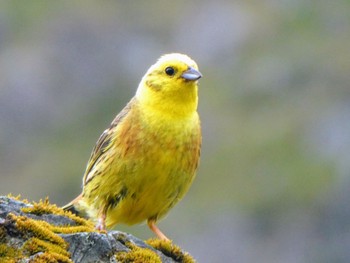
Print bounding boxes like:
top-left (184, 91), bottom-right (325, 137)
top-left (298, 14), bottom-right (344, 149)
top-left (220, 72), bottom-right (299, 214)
top-left (83, 99), bottom-right (134, 185)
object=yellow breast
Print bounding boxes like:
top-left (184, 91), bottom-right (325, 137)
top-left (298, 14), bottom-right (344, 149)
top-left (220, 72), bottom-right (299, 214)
top-left (104, 103), bottom-right (201, 226)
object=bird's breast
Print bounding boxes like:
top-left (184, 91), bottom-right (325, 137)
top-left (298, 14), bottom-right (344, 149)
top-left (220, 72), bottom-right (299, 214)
top-left (105, 110), bottom-right (201, 225)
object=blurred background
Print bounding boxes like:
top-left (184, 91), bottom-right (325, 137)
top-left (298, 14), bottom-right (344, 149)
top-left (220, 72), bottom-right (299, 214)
top-left (1, 1), bottom-right (350, 262)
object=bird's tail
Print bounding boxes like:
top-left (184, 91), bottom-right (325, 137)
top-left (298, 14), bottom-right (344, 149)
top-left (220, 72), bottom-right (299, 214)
top-left (62, 194), bottom-right (87, 218)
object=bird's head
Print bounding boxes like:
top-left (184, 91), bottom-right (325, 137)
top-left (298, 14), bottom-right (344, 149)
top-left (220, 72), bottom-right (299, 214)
top-left (136, 53), bottom-right (202, 117)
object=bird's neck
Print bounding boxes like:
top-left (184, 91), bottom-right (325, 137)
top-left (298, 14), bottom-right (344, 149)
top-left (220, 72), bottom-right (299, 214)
top-left (136, 84), bottom-right (198, 120)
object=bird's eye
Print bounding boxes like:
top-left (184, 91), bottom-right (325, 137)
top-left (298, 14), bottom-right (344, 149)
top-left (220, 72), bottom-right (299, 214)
top-left (165, 67), bottom-right (175, 76)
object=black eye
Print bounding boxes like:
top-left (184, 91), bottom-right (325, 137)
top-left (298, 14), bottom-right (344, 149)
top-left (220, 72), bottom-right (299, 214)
top-left (165, 67), bottom-right (175, 76)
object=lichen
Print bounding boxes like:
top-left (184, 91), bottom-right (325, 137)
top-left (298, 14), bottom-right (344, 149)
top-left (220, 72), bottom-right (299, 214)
top-left (146, 238), bottom-right (196, 263)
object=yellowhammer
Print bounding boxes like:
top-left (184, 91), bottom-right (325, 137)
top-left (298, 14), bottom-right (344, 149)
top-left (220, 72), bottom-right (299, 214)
top-left (63, 53), bottom-right (202, 240)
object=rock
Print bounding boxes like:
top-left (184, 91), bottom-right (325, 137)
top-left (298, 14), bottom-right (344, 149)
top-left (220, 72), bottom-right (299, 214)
top-left (0, 196), bottom-right (195, 263)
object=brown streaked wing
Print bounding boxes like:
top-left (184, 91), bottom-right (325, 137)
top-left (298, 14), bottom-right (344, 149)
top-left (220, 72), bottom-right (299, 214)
top-left (83, 99), bottom-right (134, 185)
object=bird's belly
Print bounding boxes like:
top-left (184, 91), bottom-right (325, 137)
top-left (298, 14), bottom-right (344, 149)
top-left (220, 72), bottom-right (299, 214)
top-left (100, 119), bottom-right (200, 228)
top-left (105, 156), bottom-right (193, 227)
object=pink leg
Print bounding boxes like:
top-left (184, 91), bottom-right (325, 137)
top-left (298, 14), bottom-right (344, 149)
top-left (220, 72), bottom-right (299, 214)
top-left (147, 220), bottom-right (170, 241)
top-left (96, 206), bottom-right (107, 231)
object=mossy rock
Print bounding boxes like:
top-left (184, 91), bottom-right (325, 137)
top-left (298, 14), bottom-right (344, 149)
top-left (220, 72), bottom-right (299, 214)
top-left (0, 195), bottom-right (195, 262)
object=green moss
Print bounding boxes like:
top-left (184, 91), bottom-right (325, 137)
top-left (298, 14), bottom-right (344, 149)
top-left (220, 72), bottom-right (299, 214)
top-left (146, 238), bottom-right (195, 263)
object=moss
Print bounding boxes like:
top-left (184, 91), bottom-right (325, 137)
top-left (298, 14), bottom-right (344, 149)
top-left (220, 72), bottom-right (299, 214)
top-left (115, 242), bottom-right (161, 263)
top-left (7, 213), bottom-right (72, 262)
top-left (2, 196), bottom-right (195, 262)
top-left (51, 225), bottom-right (94, 234)
top-left (21, 198), bottom-right (63, 216)
top-left (1, 196), bottom-right (99, 262)
top-left (7, 193), bottom-right (29, 203)
top-left (29, 251), bottom-right (72, 263)
top-left (0, 220), bottom-right (23, 261)
top-left (1, 197), bottom-right (99, 262)
top-left (0, 226), bottom-right (6, 243)
top-left (23, 237), bottom-right (70, 258)
top-left (10, 214), bottom-right (67, 248)
top-left (0, 243), bottom-right (23, 262)
top-left (21, 198), bottom-right (95, 233)
top-left (146, 238), bottom-right (195, 263)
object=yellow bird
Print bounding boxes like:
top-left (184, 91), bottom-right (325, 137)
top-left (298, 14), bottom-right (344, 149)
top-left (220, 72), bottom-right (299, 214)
top-left (63, 53), bottom-right (202, 240)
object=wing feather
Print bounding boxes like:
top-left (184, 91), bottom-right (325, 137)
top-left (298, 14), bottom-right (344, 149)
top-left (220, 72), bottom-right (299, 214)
top-left (83, 99), bottom-right (134, 185)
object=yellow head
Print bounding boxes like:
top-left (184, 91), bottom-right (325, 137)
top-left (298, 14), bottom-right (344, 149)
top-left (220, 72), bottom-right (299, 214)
top-left (136, 53), bottom-right (202, 118)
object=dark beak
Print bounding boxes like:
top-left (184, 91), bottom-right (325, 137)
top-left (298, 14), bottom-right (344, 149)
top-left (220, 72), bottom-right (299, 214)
top-left (181, 67), bottom-right (202, 81)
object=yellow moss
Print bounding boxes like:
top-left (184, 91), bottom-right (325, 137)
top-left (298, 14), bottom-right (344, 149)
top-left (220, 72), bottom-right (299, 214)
top-left (7, 213), bottom-right (72, 262)
top-left (7, 193), bottom-right (29, 203)
top-left (21, 198), bottom-right (95, 233)
top-left (29, 251), bottom-right (73, 263)
top-left (50, 225), bottom-right (93, 234)
top-left (3, 196), bottom-right (195, 263)
top-left (21, 198), bottom-right (63, 216)
top-left (146, 238), bottom-right (195, 263)
top-left (115, 244), bottom-right (161, 263)
top-left (2, 197), bottom-right (102, 262)
top-left (23, 237), bottom-right (70, 258)
top-left (0, 223), bottom-right (23, 261)
top-left (0, 226), bottom-right (6, 243)
top-left (9, 214), bottom-right (67, 248)
top-left (2, 196), bottom-right (100, 262)
top-left (0, 243), bottom-right (23, 262)
top-left (59, 210), bottom-right (95, 232)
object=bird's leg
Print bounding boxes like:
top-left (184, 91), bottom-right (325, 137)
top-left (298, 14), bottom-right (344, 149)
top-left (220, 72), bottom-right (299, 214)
top-left (147, 219), bottom-right (170, 241)
top-left (96, 205), bottom-right (107, 231)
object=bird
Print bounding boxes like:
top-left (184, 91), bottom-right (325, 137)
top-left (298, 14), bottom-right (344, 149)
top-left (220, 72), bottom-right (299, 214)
top-left (63, 53), bottom-right (202, 241)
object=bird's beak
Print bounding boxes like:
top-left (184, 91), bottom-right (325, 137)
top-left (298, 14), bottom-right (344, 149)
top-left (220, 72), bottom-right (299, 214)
top-left (181, 67), bottom-right (202, 81)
